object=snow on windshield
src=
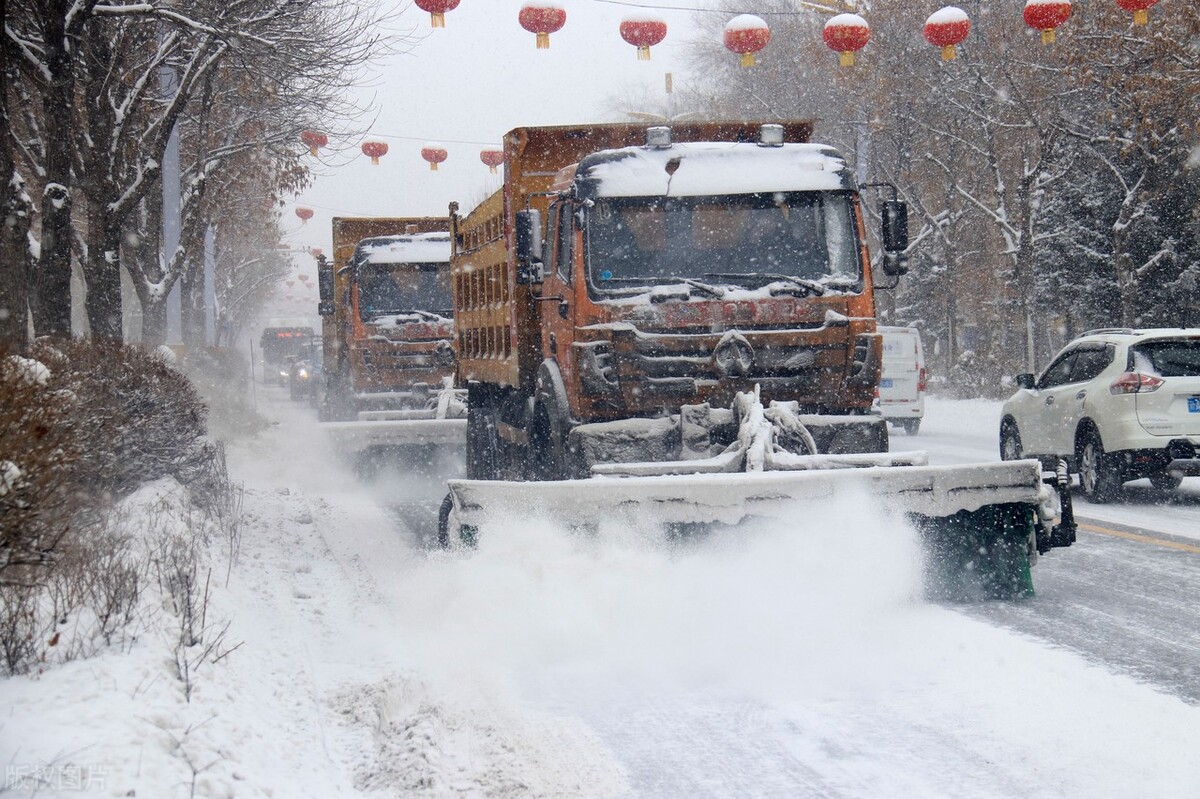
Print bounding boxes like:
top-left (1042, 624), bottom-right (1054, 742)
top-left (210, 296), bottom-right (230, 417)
top-left (358, 233), bottom-right (451, 266)
top-left (578, 142), bottom-right (850, 198)
top-left (355, 234), bottom-right (454, 321)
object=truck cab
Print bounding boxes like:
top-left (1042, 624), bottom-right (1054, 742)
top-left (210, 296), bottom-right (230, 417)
top-left (451, 123), bottom-right (909, 479)
top-left (320, 221), bottom-right (456, 421)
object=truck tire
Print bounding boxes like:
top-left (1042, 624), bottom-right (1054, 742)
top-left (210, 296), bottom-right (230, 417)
top-left (901, 418), bottom-right (921, 436)
top-left (1077, 428), bottom-right (1122, 503)
top-left (529, 403), bottom-right (568, 480)
top-left (466, 407), bottom-right (500, 480)
top-left (437, 493), bottom-right (454, 548)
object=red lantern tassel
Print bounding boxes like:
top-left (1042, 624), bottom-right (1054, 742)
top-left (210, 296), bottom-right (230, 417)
top-left (941, 44), bottom-right (957, 61)
top-left (536, 32), bottom-right (550, 48)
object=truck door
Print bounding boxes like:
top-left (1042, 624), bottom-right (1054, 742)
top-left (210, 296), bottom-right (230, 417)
top-left (541, 200), bottom-right (577, 392)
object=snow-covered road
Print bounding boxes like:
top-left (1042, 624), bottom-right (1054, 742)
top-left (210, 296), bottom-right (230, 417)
top-left (5, 389), bottom-right (1199, 798)
top-left (247, 390), bottom-right (1200, 797)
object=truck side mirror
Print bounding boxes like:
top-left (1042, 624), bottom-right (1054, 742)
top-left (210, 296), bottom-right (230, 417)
top-left (515, 209), bottom-right (544, 285)
top-left (1016, 373), bottom-right (1036, 390)
top-left (881, 201), bottom-right (908, 252)
top-left (879, 200), bottom-right (909, 277)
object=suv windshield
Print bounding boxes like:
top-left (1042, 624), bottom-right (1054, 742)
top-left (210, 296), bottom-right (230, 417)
top-left (1131, 340), bottom-right (1200, 377)
top-left (585, 190), bottom-right (861, 298)
top-left (357, 263), bottom-right (452, 321)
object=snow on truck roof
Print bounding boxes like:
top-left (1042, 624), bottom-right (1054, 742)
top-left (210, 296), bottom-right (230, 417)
top-left (575, 142), bottom-right (853, 199)
top-left (354, 233), bottom-right (451, 266)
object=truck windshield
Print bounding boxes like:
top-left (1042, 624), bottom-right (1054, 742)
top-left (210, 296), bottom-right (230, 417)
top-left (356, 263), bottom-right (453, 321)
top-left (585, 191), bottom-right (862, 298)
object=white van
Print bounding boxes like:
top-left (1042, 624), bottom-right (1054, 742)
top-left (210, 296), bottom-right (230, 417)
top-left (875, 325), bottom-right (926, 435)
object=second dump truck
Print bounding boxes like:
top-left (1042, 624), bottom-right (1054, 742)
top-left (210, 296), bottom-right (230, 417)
top-left (441, 121), bottom-right (1073, 598)
top-left (317, 217), bottom-right (465, 454)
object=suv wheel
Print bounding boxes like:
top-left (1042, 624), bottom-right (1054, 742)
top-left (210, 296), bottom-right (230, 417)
top-left (1149, 471), bottom-right (1183, 492)
top-left (1078, 430), bottom-right (1122, 503)
top-left (999, 420), bottom-right (1023, 461)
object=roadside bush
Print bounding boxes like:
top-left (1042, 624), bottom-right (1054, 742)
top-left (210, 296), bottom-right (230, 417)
top-left (32, 339), bottom-right (210, 498)
top-left (1, 339), bottom-right (238, 677)
top-left (0, 351), bottom-right (81, 585)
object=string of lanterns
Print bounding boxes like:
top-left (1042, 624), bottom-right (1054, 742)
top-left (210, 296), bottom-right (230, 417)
top-left (296, 0), bottom-right (1160, 172)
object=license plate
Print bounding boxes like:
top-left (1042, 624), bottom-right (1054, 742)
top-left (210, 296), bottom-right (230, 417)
top-left (880, 378), bottom-right (894, 388)
top-left (1190, 396), bottom-right (1200, 413)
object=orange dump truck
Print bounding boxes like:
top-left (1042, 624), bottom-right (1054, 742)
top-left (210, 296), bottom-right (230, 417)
top-left (449, 121), bottom-right (895, 480)
top-left (316, 217), bottom-right (465, 453)
top-left (438, 122), bottom-right (1075, 600)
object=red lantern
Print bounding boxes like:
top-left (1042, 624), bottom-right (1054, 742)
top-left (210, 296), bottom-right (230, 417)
top-left (519, 3), bottom-right (566, 49)
top-left (822, 14), bottom-right (870, 68)
top-left (300, 130), bottom-right (327, 156)
top-left (415, 0), bottom-right (459, 28)
top-left (620, 15), bottom-right (667, 61)
top-left (1023, 0), bottom-right (1072, 44)
top-left (295, 207), bottom-right (314, 223)
top-left (723, 15), bottom-right (770, 68)
top-left (361, 141), bottom-right (388, 165)
top-left (1116, 0), bottom-right (1158, 26)
top-left (924, 7), bottom-right (970, 61)
top-left (299, 273), bottom-right (311, 281)
top-left (480, 149), bottom-right (505, 173)
top-left (286, 280), bottom-right (295, 288)
top-left (421, 144), bottom-right (448, 171)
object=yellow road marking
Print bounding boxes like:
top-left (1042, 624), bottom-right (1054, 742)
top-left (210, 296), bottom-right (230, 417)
top-left (1078, 522), bottom-right (1200, 554)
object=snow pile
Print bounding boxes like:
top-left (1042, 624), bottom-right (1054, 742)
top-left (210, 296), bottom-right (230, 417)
top-left (6, 355), bottom-right (50, 385)
top-left (333, 673), bottom-right (624, 797)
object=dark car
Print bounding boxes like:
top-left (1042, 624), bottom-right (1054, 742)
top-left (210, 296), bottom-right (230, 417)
top-left (289, 344), bottom-right (323, 401)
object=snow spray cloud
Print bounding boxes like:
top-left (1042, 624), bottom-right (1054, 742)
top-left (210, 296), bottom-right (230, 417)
top-left (395, 486), bottom-right (932, 702)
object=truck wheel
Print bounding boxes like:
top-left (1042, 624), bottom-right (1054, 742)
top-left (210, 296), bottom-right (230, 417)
top-left (999, 421), bottom-right (1022, 461)
top-left (466, 409), bottom-right (499, 480)
top-left (901, 418), bottom-right (921, 436)
top-left (1078, 430), bottom-right (1122, 503)
top-left (437, 493), bottom-right (454, 548)
top-left (529, 404), bottom-right (567, 480)
top-left (1149, 471), bottom-right (1183, 491)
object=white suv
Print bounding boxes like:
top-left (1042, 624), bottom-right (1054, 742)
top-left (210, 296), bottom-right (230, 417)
top-left (999, 328), bottom-right (1200, 502)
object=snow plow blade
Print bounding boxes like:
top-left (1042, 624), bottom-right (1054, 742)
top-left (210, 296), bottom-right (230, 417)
top-left (441, 388), bottom-right (1074, 599)
top-left (321, 382), bottom-right (467, 457)
top-left (322, 417), bottom-right (467, 454)
top-left (443, 460), bottom-right (1066, 600)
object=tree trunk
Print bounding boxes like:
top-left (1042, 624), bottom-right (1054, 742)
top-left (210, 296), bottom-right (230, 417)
top-left (180, 229), bottom-right (207, 348)
top-left (33, 2), bottom-right (77, 337)
top-left (140, 293), bottom-right (168, 346)
top-left (84, 199), bottom-right (124, 340)
top-left (0, 169), bottom-right (32, 352)
top-left (0, 4), bottom-right (32, 352)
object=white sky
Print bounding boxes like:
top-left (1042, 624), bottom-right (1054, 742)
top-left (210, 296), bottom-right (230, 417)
top-left (283, 0), bottom-right (709, 258)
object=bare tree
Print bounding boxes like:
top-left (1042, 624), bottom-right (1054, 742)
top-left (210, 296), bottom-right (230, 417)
top-left (0, 0), bottom-right (34, 351)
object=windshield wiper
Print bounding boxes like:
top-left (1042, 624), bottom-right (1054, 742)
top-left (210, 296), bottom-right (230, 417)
top-left (703, 272), bottom-right (826, 297)
top-left (599, 276), bottom-right (727, 299)
top-left (673, 277), bottom-right (726, 298)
